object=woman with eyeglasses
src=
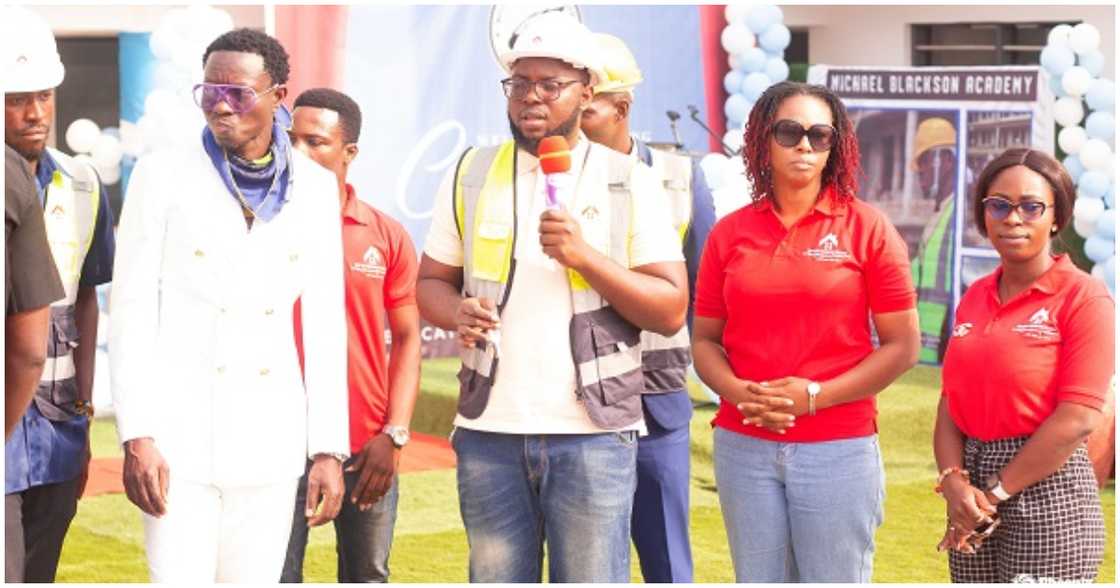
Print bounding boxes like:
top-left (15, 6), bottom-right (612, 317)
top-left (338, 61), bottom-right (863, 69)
top-left (934, 148), bottom-right (1112, 583)
top-left (692, 81), bottom-right (920, 582)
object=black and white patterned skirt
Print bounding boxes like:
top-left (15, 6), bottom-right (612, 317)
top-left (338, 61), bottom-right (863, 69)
top-left (948, 436), bottom-right (1105, 583)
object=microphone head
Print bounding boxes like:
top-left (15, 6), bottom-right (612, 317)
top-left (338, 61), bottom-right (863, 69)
top-left (537, 136), bottom-right (571, 174)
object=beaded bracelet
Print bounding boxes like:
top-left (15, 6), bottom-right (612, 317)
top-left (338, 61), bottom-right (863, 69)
top-left (934, 466), bottom-right (969, 495)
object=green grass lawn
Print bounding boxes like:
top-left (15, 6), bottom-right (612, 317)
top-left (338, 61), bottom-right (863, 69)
top-left (62, 363), bottom-right (1114, 583)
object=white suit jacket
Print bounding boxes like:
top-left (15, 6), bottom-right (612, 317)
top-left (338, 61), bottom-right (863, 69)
top-left (109, 142), bottom-right (348, 488)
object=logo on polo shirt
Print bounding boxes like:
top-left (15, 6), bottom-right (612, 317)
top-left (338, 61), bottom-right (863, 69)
top-left (952, 322), bottom-right (973, 337)
top-left (1011, 307), bottom-right (1059, 340)
top-left (350, 246), bottom-right (387, 279)
top-left (804, 232), bottom-right (851, 262)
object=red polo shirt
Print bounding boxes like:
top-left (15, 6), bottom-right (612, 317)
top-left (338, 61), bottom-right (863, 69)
top-left (942, 255), bottom-right (1114, 441)
top-left (694, 187), bottom-right (915, 442)
top-left (295, 185), bottom-right (418, 454)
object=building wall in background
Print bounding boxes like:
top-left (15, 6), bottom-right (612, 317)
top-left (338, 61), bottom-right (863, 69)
top-left (31, 4), bottom-right (263, 36)
top-left (784, 5), bottom-right (1114, 77)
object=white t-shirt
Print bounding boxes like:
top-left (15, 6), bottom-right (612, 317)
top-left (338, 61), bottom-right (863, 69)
top-left (424, 136), bottom-right (683, 434)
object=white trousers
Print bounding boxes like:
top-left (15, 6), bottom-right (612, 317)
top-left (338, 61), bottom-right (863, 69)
top-left (142, 477), bottom-right (298, 583)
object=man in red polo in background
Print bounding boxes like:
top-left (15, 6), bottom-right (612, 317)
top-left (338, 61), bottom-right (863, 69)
top-left (282, 88), bottom-right (421, 583)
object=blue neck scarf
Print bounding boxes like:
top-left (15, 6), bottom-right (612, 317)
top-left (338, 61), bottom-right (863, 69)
top-left (202, 105), bottom-right (294, 223)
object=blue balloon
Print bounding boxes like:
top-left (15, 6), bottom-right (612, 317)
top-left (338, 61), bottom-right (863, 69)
top-left (741, 72), bottom-right (772, 102)
top-left (1048, 74), bottom-right (1066, 98)
top-left (758, 23), bottom-right (792, 53)
top-left (739, 47), bottom-right (768, 73)
top-left (765, 57), bottom-right (790, 83)
top-left (724, 93), bottom-right (752, 126)
top-left (1079, 171), bottom-right (1110, 198)
top-left (1103, 256), bottom-right (1117, 294)
top-left (1084, 235), bottom-right (1114, 264)
top-left (1063, 154), bottom-right (1085, 182)
top-left (1095, 209), bottom-right (1116, 241)
top-left (723, 70), bottom-right (745, 95)
top-left (1085, 111), bottom-right (1115, 140)
top-left (1079, 50), bottom-right (1106, 77)
top-left (1086, 78), bottom-right (1115, 112)
top-left (1040, 45), bottom-right (1076, 77)
top-left (746, 5), bottom-right (783, 35)
top-left (1106, 185), bottom-right (1115, 208)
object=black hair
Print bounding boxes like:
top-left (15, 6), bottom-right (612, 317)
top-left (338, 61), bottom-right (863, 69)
top-left (294, 88), bottom-right (363, 144)
top-left (972, 148), bottom-right (1074, 237)
top-left (203, 28), bottom-right (290, 85)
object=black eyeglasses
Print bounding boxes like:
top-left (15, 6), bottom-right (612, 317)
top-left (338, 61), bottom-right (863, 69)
top-left (771, 119), bottom-right (836, 152)
top-left (982, 197), bottom-right (1051, 222)
top-left (192, 83), bottom-right (279, 114)
top-left (500, 78), bottom-right (582, 102)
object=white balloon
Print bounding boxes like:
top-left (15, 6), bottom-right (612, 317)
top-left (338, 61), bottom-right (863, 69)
top-left (1068, 23), bottom-right (1101, 55)
top-left (1074, 215), bottom-right (1097, 238)
top-left (1054, 97), bottom-right (1085, 128)
top-left (65, 119), bottom-right (101, 154)
top-left (720, 23), bottom-right (756, 56)
top-left (144, 88), bottom-right (178, 118)
top-left (1079, 138), bottom-right (1113, 171)
top-left (119, 122), bottom-right (145, 158)
top-left (1058, 126), bottom-right (1088, 155)
top-left (700, 153), bottom-right (729, 190)
top-left (1047, 24), bottom-right (1073, 48)
top-left (95, 161), bottom-right (121, 185)
top-left (723, 129), bottom-right (745, 154)
top-left (1061, 66), bottom-right (1093, 97)
top-left (90, 133), bottom-right (123, 169)
top-left (1074, 195), bottom-right (1106, 225)
top-left (724, 3), bottom-right (750, 25)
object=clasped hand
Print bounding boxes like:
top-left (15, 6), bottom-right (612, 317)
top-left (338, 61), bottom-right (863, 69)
top-left (734, 376), bottom-right (811, 435)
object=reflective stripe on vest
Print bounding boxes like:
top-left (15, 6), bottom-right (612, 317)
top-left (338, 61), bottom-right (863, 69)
top-left (638, 147), bottom-right (693, 393)
top-left (36, 148), bottom-right (99, 421)
top-left (912, 199), bottom-right (954, 364)
top-left (453, 140), bottom-right (644, 429)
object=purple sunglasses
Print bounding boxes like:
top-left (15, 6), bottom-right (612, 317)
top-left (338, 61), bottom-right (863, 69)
top-left (192, 83), bottom-right (279, 114)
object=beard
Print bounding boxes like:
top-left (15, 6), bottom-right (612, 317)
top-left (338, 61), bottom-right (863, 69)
top-left (508, 106), bottom-right (582, 154)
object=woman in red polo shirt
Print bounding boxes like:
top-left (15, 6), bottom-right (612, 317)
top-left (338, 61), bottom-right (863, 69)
top-left (934, 148), bottom-right (1112, 582)
top-left (692, 81), bottom-right (920, 582)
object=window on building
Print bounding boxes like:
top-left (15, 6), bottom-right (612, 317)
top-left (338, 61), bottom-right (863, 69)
top-left (911, 22), bottom-right (1077, 66)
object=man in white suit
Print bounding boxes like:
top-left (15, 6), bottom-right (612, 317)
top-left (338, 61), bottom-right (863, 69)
top-left (109, 29), bottom-right (348, 582)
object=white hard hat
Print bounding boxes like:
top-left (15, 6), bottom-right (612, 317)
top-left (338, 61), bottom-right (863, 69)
top-left (2, 6), bottom-right (65, 93)
top-left (498, 12), bottom-right (606, 88)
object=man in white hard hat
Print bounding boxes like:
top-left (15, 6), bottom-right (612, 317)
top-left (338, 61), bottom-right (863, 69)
top-left (416, 12), bottom-right (687, 583)
top-left (580, 32), bottom-right (715, 583)
top-left (3, 6), bottom-right (116, 582)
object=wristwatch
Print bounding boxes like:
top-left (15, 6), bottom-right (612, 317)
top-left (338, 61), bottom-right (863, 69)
top-left (314, 452), bottom-right (347, 464)
top-left (985, 473), bottom-right (1012, 503)
top-left (806, 381), bottom-right (822, 416)
top-left (383, 425), bottom-right (411, 449)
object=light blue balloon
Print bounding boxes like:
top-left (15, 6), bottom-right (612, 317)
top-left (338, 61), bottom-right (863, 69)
top-left (1084, 234), bottom-right (1115, 264)
top-left (1085, 111), bottom-right (1115, 140)
top-left (1079, 171), bottom-right (1111, 198)
top-left (759, 23), bottom-right (792, 53)
top-left (1040, 45), bottom-right (1076, 77)
top-left (1063, 154), bottom-right (1085, 182)
top-left (724, 93), bottom-right (752, 126)
top-left (1103, 256), bottom-right (1117, 294)
top-left (1105, 185), bottom-right (1115, 208)
top-left (1095, 209), bottom-right (1116, 241)
top-left (739, 47), bottom-right (768, 73)
top-left (102, 126), bottom-right (121, 140)
top-left (1086, 78), bottom-right (1115, 112)
top-left (746, 5), bottom-right (783, 35)
top-left (765, 57), bottom-right (790, 83)
top-left (1048, 74), bottom-right (1066, 98)
top-left (741, 72), bottom-right (772, 102)
top-left (1079, 50), bottom-right (1106, 77)
top-left (723, 70), bottom-right (745, 95)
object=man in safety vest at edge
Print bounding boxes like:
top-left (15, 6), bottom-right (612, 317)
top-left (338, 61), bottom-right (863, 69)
top-left (416, 12), bottom-right (688, 584)
top-left (3, 6), bottom-right (116, 582)
top-left (579, 33), bottom-right (715, 583)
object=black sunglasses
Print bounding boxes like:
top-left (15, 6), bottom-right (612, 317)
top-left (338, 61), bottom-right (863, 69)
top-left (982, 197), bottom-right (1050, 222)
top-left (772, 119), bottom-right (836, 152)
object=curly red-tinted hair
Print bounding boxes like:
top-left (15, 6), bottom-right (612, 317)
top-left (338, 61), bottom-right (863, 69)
top-left (741, 81), bottom-right (861, 205)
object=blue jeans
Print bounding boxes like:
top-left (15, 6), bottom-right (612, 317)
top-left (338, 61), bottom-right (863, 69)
top-left (280, 460), bottom-right (399, 583)
top-left (451, 427), bottom-right (638, 583)
top-left (631, 411), bottom-right (693, 582)
top-left (713, 428), bottom-right (885, 582)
